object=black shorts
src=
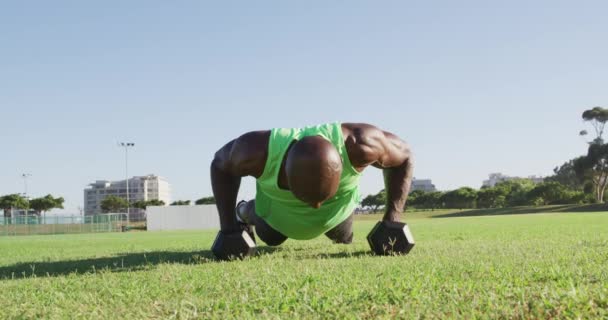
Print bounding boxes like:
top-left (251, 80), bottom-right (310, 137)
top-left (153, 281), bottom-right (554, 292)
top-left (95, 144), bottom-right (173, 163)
top-left (243, 200), bottom-right (354, 246)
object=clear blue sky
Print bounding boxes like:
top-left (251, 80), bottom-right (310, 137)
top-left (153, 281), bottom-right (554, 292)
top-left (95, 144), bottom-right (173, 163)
top-left (1, 1), bottom-right (606, 214)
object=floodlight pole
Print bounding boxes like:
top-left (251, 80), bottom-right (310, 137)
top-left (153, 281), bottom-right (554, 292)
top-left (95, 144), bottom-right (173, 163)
top-left (22, 173), bottom-right (31, 199)
top-left (118, 142), bottom-right (135, 225)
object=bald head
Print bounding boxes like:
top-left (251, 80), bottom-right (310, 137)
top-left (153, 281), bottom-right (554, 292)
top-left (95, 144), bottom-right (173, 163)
top-left (285, 136), bottom-right (343, 208)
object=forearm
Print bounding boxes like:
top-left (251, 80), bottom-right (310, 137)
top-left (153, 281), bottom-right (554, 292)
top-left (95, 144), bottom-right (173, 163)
top-left (382, 157), bottom-right (414, 222)
top-left (211, 159), bottom-right (242, 233)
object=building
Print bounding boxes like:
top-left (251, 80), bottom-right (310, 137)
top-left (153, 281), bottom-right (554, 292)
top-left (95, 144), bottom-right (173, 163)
top-left (84, 175), bottom-right (171, 218)
top-left (410, 178), bottom-right (437, 193)
top-left (482, 173), bottom-right (544, 188)
top-left (147, 205), bottom-right (219, 231)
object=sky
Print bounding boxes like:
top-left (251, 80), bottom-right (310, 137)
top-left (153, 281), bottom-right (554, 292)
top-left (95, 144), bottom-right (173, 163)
top-left (1, 1), bottom-right (607, 214)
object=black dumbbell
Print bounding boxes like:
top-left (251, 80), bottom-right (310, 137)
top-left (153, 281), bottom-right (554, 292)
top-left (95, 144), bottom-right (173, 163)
top-left (211, 230), bottom-right (256, 260)
top-left (367, 220), bottom-right (415, 256)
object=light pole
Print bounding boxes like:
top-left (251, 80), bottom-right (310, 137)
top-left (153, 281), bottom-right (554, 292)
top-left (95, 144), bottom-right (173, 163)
top-left (20, 173), bottom-right (31, 224)
top-left (118, 142), bottom-right (135, 225)
top-left (21, 173), bottom-right (31, 199)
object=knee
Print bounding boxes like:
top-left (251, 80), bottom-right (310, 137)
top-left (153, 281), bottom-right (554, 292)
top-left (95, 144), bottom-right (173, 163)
top-left (259, 235), bottom-right (286, 247)
top-left (332, 232), bottom-right (354, 244)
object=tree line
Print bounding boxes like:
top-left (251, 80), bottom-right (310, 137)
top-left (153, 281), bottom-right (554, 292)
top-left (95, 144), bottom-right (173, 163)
top-left (0, 194), bottom-right (217, 216)
top-left (0, 194), bottom-right (64, 217)
top-left (362, 106), bottom-right (608, 211)
top-left (362, 178), bottom-right (591, 211)
top-left (99, 196), bottom-right (216, 213)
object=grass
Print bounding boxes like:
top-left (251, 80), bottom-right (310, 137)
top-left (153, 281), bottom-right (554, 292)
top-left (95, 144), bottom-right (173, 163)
top-left (1, 209), bottom-right (607, 319)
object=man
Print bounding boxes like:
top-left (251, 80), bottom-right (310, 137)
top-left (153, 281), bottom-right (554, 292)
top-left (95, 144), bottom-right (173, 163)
top-left (211, 122), bottom-right (413, 248)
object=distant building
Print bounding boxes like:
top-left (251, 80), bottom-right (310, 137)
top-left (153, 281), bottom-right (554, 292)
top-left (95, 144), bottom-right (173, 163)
top-left (410, 178), bottom-right (437, 193)
top-left (84, 175), bottom-right (171, 219)
top-left (482, 173), bottom-right (544, 188)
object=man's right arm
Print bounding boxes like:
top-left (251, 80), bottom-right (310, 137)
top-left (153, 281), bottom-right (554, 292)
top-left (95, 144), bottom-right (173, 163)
top-left (210, 131), bottom-right (269, 233)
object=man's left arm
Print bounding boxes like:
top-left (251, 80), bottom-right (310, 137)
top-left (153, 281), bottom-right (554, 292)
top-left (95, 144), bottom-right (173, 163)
top-left (372, 131), bottom-right (414, 222)
top-left (377, 131), bottom-right (414, 222)
top-left (345, 124), bottom-right (414, 222)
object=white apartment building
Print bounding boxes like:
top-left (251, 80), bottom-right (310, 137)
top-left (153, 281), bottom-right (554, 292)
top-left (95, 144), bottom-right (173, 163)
top-left (410, 178), bottom-right (437, 193)
top-left (482, 173), bottom-right (544, 188)
top-left (84, 175), bottom-right (171, 218)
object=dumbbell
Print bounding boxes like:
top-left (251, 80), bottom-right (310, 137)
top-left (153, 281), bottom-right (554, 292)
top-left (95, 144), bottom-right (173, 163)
top-left (367, 220), bottom-right (415, 256)
top-left (211, 230), bottom-right (256, 260)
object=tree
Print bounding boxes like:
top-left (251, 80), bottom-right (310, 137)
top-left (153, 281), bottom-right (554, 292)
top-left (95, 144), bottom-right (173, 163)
top-left (361, 189), bottom-right (386, 212)
top-left (419, 191), bottom-right (443, 210)
top-left (171, 200), bottom-right (191, 206)
top-left (440, 187), bottom-right (477, 209)
top-left (132, 199), bottom-right (166, 210)
top-left (361, 194), bottom-right (382, 212)
top-left (525, 182), bottom-right (570, 205)
top-left (494, 179), bottom-right (536, 207)
top-left (581, 106), bottom-right (608, 144)
top-left (406, 190), bottom-right (427, 208)
top-left (575, 143), bottom-right (608, 203)
top-left (477, 187), bottom-right (508, 208)
top-left (132, 200), bottom-right (148, 210)
top-left (147, 199), bottom-right (165, 207)
top-left (0, 194), bottom-right (29, 218)
top-left (407, 190), bottom-right (443, 210)
top-left (546, 157), bottom-right (588, 191)
top-left (100, 196), bottom-right (129, 213)
top-left (29, 195), bottom-right (64, 216)
top-left (195, 196), bottom-right (216, 205)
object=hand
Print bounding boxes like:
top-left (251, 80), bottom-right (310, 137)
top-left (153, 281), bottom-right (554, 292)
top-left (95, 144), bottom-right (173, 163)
top-left (211, 229), bottom-right (256, 260)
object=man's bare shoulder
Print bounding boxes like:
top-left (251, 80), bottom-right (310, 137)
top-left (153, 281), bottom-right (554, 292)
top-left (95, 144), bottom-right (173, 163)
top-left (215, 130), bottom-right (270, 178)
top-left (341, 123), bottom-right (385, 139)
top-left (341, 123), bottom-right (410, 170)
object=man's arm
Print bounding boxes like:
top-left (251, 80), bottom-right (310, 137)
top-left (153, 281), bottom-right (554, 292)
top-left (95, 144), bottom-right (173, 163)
top-left (343, 123), bottom-right (414, 222)
top-left (210, 131), bottom-right (269, 233)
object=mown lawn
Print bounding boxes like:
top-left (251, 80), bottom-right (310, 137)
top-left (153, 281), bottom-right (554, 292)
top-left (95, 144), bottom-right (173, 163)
top-left (1, 210), bottom-right (607, 319)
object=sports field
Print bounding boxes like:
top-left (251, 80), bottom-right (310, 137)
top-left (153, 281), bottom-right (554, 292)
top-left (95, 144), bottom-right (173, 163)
top-left (1, 209), bottom-right (607, 319)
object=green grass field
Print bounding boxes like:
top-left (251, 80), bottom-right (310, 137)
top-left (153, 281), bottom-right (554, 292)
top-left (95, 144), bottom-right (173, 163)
top-left (1, 210), bottom-right (607, 319)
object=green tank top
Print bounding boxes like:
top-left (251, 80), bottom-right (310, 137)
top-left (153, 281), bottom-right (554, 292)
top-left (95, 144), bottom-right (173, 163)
top-left (255, 122), bottom-right (362, 240)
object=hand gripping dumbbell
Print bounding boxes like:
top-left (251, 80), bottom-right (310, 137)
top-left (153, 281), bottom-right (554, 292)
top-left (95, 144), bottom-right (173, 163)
top-left (212, 229), bottom-right (256, 260)
top-left (367, 220), bottom-right (415, 256)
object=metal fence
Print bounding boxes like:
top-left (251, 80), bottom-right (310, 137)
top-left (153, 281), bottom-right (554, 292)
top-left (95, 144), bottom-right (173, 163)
top-left (0, 214), bottom-right (124, 236)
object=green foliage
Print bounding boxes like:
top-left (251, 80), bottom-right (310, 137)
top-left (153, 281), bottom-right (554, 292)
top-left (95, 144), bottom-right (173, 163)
top-left (526, 182), bottom-right (571, 205)
top-left (494, 179), bottom-right (536, 207)
top-left (195, 196), bottom-right (216, 205)
top-left (546, 157), bottom-right (588, 191)
top-left (575, 143), bottom-right (608, 202)
top-left (408, 190), bottom-right (443, 210)
top-left (396, 179), bottom-right (592, 211)
top-left (147, 199), bottom-right (165, 207)
top-left (406, 190), bottom-right (426, 207)
top-left (421, 191), bottom-right (443, 210)
top-left (170, 200), bottom-right (191, 206)
top-left (29, 195), bottom-right (64, 215)
top-left (361, 189), bottom-right (386, 212)
top-left (132, 200), bottom-right (147, 210)
top-left (133, 199), bottom-right (166, 210)
top-left (0, 194), bottom-right (29, 217)
top-left (100, 196), bottom-right (129, 213)
top-left (477, 187), bottom-right (508, 208)
top-left (581, 106), bottom-right (608, 144)
top-left (440, 187), bottom-right (477, 209)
